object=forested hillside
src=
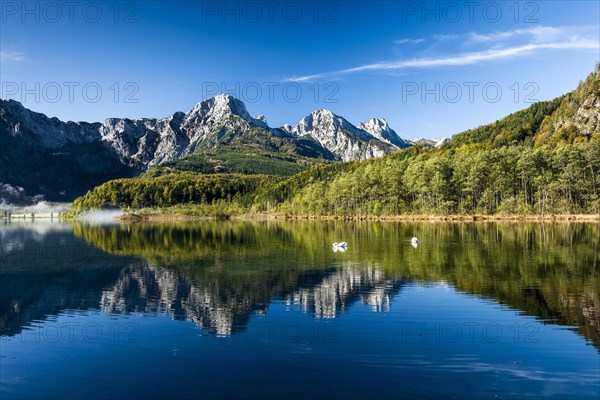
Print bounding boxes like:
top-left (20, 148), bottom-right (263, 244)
top-left (73, 66), bottom-right (600, 217)
top-left (159, 136), bottom-right (333, 176)
top-left (447, 97), bottom-right (565, 149)
top-left (73, 173), bottom-right (277, 215)
top-left (259, 141), bottom-right (599, 215)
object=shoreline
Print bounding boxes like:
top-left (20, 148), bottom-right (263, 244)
top-left (116, 212), bottom-right (600, 223)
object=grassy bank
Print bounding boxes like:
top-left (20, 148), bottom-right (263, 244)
top-left (113, 207), bottom-right (600, 222)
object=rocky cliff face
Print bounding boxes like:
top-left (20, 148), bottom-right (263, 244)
top-left (0, 95), bottom-right (411, 200)
top-left (358, 118), bottom-right (412, 150)
top-left (542, 86), bottom-right (600, 138)
top-left (536, 66), bottom-right (600, 145)
top-left (0, 100), bottom-right (139, 201)
top-left (97, 95), bottom-right (273, 167)
top-left (0, 99), bottom-right (101, 149)
top-left (282, 110), bottom-right (398, 161)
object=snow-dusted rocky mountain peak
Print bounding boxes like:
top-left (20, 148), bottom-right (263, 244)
top-left (184, 94), bottom-right (267, 128)
top-left (282, 110), bottom-right (394, 161)
top-left (255, 114), bottom-right (267, 124)
top-left (358, 118), bottom-right (410, 149)
top-left (359, 117), bottom-right (391, 134)
top-left (287, 109), bottom-right (371, 140)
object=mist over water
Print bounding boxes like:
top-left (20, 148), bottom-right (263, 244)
top-left (0, 183), bottom-right (74, 215)
top-left (0, 200), bottom-right (71, 214)
top-left (77, 209), bottom-right (123, 223)
top-left (0, 193), bottom-right (123, 224)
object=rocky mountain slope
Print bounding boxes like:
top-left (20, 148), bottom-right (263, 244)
top-left (536, 66), bottom-right (600, 146)
top-left (0, 100), bottom-right (139, 201)
top-left (282, 110), bottom-right (397, 161)
top-left (0, 95), bottom-right (410, 201)
top-left (358, 118), bottom-right (412, 149)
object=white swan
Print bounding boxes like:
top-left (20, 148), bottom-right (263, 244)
top-left (411, 237), bottom-right (419, 248)
top-left (332, 242), bottom-right (348, 252)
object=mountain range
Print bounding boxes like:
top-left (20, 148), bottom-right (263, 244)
top-left (0, 95), bottom-right (425, 201)
top-left (6, 63), bottom-right (597, 205)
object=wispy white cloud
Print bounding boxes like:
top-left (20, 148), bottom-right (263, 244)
top-left (286, 38), bottom-right (599, 82)
top-left (393, 38), bottom-right (425, 45)
top-left (467, 26), bottom-right (562, 43)
top-left (0, 51), bottom-right (26, 63)
top-left (433, 34), bottom-right (460, 41)
top-left (433, 25), bottom-right (595, 45)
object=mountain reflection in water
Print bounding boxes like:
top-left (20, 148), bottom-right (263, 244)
top-left (1, 220), bottom-right (598, 349)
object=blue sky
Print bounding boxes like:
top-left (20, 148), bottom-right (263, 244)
top-left (1, 1), bottom-right (598, 140)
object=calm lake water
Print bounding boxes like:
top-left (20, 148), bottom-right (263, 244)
top-left (1, 220), bottom-right (598, 399)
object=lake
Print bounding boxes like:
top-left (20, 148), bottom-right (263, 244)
top-left (1, 220), bottom-right (598, 399)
